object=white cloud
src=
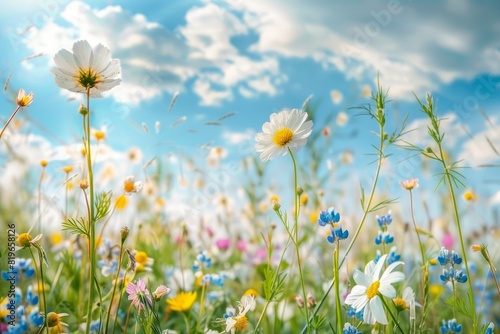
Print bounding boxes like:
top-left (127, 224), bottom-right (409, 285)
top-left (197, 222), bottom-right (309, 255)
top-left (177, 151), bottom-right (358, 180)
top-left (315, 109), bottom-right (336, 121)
top-left (222, 129), bottom-right (255, 145)
top-left (220, 0), bottom-right (500, 99)
top-left (459, 117), bottom-right (500, 166)
top-left (22, 1), bottom-right (282, 106)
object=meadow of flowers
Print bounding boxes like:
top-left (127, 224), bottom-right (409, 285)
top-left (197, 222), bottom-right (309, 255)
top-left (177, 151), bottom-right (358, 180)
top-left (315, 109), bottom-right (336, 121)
top-left (1, 40), bottom-right (499, 334)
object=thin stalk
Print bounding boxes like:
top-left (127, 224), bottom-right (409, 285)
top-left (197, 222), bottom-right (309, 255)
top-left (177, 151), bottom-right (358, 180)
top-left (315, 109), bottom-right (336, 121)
top-left (288, 149), bottom-right (310, 334)
top-left (181, 312), bottom-right (191, 334)
top-left (408, 190), bottom-right (427, 312)
top-left (85, 89), bottom-right (97, 334)
top-left (334, 242), bottom-right (342, 334)
top-left (300, 119), bottom-right (385, 334)
top-left (29, 248), bottom-right (48, 334)
top-left (0, 106), bottom-right (21, 139)
top-left (38, 166), bottom-right (45, 235)
top-left (380, 297), bottom-right (404, 334)
top-left (253, 231), bottom-right (293, 333)
top-left (196, 283), bottom-right (207, 334)
top-left (437, 145), bottom-right (476, 331)
top-left (112, 268), bottom-right (130, 334)
top-left (105, 242), bottom-right (125, 331)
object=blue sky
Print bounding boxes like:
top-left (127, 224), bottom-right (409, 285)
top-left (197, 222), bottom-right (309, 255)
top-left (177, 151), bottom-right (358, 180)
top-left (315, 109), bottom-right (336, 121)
top-left (1, 0), bottom-right (500, 224)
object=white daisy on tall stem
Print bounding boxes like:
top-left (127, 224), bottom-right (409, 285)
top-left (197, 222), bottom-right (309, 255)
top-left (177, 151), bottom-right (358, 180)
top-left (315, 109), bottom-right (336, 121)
top-left (51, 40), bottom-right (121, 97)
top-left (345, 254), bottom-right (405, 326)
top-left (51, 40), bottom-right (121, 334)
top-left (255, 108), bottom-right (313, 162)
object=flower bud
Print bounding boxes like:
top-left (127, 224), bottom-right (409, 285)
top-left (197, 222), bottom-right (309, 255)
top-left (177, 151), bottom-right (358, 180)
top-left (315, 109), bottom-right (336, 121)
top-left (78, 103), bottom-right (88, 115)
top-left (120, 227), bottom-right (130, 243)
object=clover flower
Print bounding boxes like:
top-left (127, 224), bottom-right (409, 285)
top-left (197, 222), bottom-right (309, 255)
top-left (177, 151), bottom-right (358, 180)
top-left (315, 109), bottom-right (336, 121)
top-left (255, 108), bottom-right (313, 162)
top-left (51, 40), bottom-right (121, 97)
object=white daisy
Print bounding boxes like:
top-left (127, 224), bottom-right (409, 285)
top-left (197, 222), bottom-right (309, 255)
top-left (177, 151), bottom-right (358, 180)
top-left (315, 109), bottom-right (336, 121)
top-left (345, 254), bottom-right (405, 325)
top-left (224, 295), bottom-right (255, 333)
top-left (51, 40), bottom-right (121, 97)
top-left (255, 108), bottom-right (313, 162)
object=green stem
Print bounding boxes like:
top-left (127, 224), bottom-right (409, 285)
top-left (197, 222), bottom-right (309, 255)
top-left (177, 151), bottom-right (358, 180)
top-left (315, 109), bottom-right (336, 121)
top-left (105, 242), bottom-right (125, 331)
top-left (29, 248), bottom-right (48, 334)
top-left (182, 311), bottom-right (191, 334)
top-left (380, 297), bottom-right (404, 333)
top-left (300, 118), bottom-right (385, 334)
top-left (112, 268), bottom-right (130, 334)
top-left (334, 242), bottom-right (342, 334)
top-left (196, 283), bottom-right (207, 334)
top-left (288, 149), bottom-right (310, 334)
top-left (437, 146), bottom-right (476, 331)
top-left (408, 190), bottom-right (427, 314)
top-left (253, 231), bottom-right (293, 333)
top-left (85, 89), bottom-right (97, 334)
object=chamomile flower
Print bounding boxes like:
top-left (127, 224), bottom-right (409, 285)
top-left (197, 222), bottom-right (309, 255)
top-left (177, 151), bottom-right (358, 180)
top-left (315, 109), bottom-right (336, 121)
top-left (224, 294), bottom-right (255, 333)
top-left (344, 254), bottom-right (405, 325)
top-left (51, 40), bottom-right (121, 97)
top-left (255, 108), bottom-right (313, 162)
top-left (123, 175), bottom-right (143, 194)
top-left (46, 312), bottom-right (69, 329)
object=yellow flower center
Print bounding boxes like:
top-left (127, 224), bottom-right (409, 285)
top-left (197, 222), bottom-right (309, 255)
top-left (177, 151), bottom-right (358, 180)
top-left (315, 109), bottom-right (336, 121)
top-left (135, 251), bottom-right (148, 264)
top-left (17, 233), bottom-right (32, 248)
top-left (62, 166), bottom-right (73, 173)
top-left (393, 297), bottom-right (408, 311)
top-left (40, 160), bottom-right (48, 167)
top-left (94, 130), bottom-right (105, 141)
top-left (366, 281), bottom-right (380, 299)
top-left (272, 128), bottom-right (294, 147)
top-left (51, 232), bottom-right (63, 245)
top-left (243, 288), bottom-right (259, 298)
top-left (234, 315), bottom-right (249, 331)
top-left (78, 68), bottom-right (101, 89)
top-left (463, 190), bottom-right (475, 201)
top-left (124, 180), bottom-right (135, 193)
top-left (46, 312), bottom-right (60, 327)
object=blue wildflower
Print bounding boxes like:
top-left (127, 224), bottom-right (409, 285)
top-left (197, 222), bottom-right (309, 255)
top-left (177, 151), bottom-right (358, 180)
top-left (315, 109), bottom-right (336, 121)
top-left (1, 259), bottom-right (36, 284)
top-left (376, 211), bottom-right (392, 228)
top-left (26, 285), bottom-right (39, 306)
top-left (326, 227), bottom-right (348, 243)
top-left (440, 318), bottom-right (462, 333)
top-left (387, 247), bottom-right (401, 265)
top-left (318, 207), bottom-right (341, 227)
top-left (374, 231), bottom-right (394, 245)
top-left (28, 307), bottom-right (44, 327)
top-left (346, 306), bottom-right (364, 321)
top-left (201, 273), bottom-right (227, 287)
top-left (486, 322), bottom-right (494, 334)
top-left (437, 247), bottom-right (463, 266)
top-left (343, 323), bottom-right (362, 334)
top-left (192, 251), bottom-right (212, 271)
top-left (90, 319), bottom-right (101, 333)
